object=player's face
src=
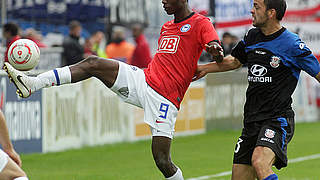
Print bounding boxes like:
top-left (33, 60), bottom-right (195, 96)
top-left (251, 0), bottom-right (269, 27)
top-left (162, 0), bottom-right (183, 15)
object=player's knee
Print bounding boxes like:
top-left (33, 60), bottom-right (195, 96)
top-left (154, 156), bottom-right (171, 170)
top-left (251, 154), bottom-right (264, 170)
top-left (252, 146), bottom-right (275, 170)
top-left (83, 55), bottom-right (100, 70)
top-left (11, 169), bottom-right (27, 179)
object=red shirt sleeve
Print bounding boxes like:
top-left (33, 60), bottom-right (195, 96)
top-left (198, 18), bottom-right (220, 49)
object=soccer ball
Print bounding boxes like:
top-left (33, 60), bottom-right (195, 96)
top-left (7, 39), bottom-right (40, 71)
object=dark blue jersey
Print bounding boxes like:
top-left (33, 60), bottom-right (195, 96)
top-left (231, 27), bottom-right (320, 122)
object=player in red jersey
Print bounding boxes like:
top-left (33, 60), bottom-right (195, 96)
top-left (3, 23), bottom-right (21, 63)
top-left (4, 0), bottom-right (223, 179)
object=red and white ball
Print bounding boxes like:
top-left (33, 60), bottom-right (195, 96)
top-left (7, 39), bottom-right (40, 71)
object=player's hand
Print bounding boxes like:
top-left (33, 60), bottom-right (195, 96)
top-left (205, 41), bottom-right (224, 63)
top-left (5, 148), bottom-right (22, 167)
top-left (192, 64), bottom-right (208, 81)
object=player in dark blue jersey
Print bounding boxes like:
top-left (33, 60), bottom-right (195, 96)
top-left (194, 0), bottom-right (320, 180)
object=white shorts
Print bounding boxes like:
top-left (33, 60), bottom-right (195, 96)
top-left (110, 62), bottom-right (178, 139)
top-left (0, 149), bottom-right (9, 172)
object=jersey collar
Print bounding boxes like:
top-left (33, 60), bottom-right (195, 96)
top-left (174, 12), bottom-right (195, 24)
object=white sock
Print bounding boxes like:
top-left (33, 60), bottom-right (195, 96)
top-left (34, 66), bottom-right (71, 90)
top-left (166, 168), bottom-right (184, 180)
top-left (14, 177), bottom-right (29, 180)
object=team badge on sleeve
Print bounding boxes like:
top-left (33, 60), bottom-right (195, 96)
top-left (270, 56), bottom-right (281, 68)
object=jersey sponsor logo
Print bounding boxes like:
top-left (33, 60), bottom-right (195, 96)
top-left (180, 24), bottom-right (191, 32)
top-left (250, 64), bottom-right (267, 77)
top-left (265, 129), bottom-right (275, 138)
top-left (248, 76), bottom-right (272, 83)
top-left (248, 64), bottom-right (272, 83)
top-left (158, 35), bottom-right (180, 54)
top-left (270, 56), bottom-right (281, 68)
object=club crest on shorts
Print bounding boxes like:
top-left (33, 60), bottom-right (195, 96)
top-left (118, 87), bottom-right (129, 98)
top-left (265, 129), bottom-right (275, 139)
top-left (131, 66), bottom-right (137, 71)
top-left (270, 56), bottom-right (281, 68)
top-left (180, 24), bottom-right (191, 32)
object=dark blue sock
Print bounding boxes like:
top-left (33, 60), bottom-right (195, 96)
top-left (263, 174), bottom-right (278, 180)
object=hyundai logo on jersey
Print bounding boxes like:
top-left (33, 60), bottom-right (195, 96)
top-left (248, 64), bottom-right (272, 83)
top-left (180, 24), bottom-right (191, 32)
top-left (250, 64), bottom-right (267, 77)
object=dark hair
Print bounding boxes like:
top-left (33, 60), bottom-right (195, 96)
top-left (264, 0), bottom-right (287, 20)
top-left (222, 32), bottom-right (232, 38)
top-left (3, 22), bottom-right (19, 36)
top-left (69, 20), bottom-right (81, 30)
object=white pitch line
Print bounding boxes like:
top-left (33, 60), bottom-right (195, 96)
top-left (187, 171), bottom-right (232, 180)
top-left (187, 153), bottom-right (320, 180)
top-left (288, 153), bottom-right (320, 163)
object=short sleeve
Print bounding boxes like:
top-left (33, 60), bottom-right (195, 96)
top-left (198, 19), bottom-right (220, 48)
top-left (292, 40), bottom-right (320, 77)
top-left (231, 40), bottom-right (247, 64)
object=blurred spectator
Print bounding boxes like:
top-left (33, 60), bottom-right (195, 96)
top-left (84, 38), bottom-right (97, 58)
top-left (2, 22), bottom-right (21, 62)
top-left (105, 27), bottom-right (134, 63)
top-left (231, 34), bottom-right (239, 45)
top-left (128, 23), bottom-right (152, 68)
top-left (62, 20), bottom-right (84, 66)
top-left (221, 32), bottom-right (236, 56)
top-left (91, 31), bottom-right (107, 58)
top-left (24, 28), bottom-right (47, 48)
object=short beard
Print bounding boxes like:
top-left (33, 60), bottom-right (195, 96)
top-left (253, 13), bottom-right (268, 28)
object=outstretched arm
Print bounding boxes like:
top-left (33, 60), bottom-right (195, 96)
top-left (0, 110), bottom-right (22, 167)
top-left (193, 55), bottom-right (242, 81)
top-left (205, 41), bottom-right (224, 63)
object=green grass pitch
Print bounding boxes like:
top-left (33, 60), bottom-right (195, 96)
top-left (21, 122), bottom-right (320, 180)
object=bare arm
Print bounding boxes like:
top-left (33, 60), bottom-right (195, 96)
top-left (193, 55), bottom-right (242, 81)
top-left (0, 110), bottom-right (22, 166)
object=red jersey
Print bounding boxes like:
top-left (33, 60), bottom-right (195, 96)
top-left (129, 34), bottom-right (152, 68)
top-left (4, 35), bottom-right (21, 62)
top-left (144, 13), bottom-right (220, 109)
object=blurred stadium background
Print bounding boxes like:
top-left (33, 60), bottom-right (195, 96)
top-left (0, 0), bottom-right (320, 179)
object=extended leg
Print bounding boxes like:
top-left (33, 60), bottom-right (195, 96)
top-left (69, 56), bottom-right (119, 87)
top-left (252, 146), bottom-right (277, 180)
top-left (4, 56), bottom-right (119, 97)
top-left (231, 164), bottom-right (257, 180)
top-left (152, 136), bottom-right (183, 179)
